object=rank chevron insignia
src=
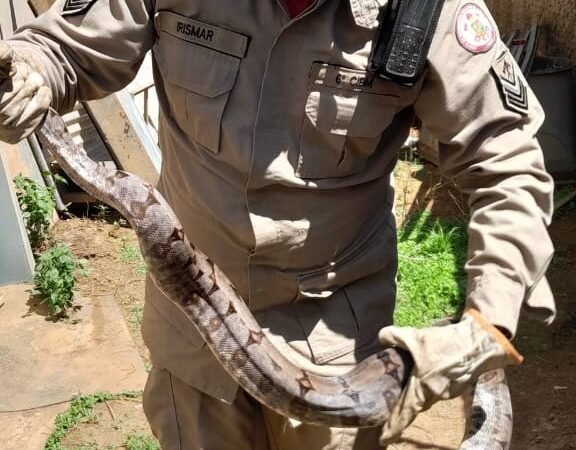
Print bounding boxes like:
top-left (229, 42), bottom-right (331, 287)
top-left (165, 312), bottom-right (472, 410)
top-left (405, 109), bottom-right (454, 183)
top-left (62, 0), bottom-right (98, 16)
top-left (492, 50), bottom-right (529, 115)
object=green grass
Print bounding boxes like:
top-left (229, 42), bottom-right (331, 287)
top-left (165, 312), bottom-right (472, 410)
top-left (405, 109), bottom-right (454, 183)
top-left (120, 241), bottom-right (147, 276)
top-left (44, 391), bottom-right (142, 450)
top-left (394, 212), bottom-right (468, 327)
top-left (124, 433), bottom-right (160, 450)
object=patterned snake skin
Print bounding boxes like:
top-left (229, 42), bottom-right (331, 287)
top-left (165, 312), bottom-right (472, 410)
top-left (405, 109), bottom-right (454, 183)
top-left (36, 108), bottom-right (512, 448)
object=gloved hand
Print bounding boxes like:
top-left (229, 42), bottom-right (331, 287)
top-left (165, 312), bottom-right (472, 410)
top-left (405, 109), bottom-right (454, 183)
top-left (0, 41), bottom-right (52, 143)
top-left (378, 308), bottom-right (523, 445)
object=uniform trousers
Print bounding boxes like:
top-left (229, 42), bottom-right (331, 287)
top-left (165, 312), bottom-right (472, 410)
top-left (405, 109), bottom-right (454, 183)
top-left (143, 366), bottom-right (384, 450)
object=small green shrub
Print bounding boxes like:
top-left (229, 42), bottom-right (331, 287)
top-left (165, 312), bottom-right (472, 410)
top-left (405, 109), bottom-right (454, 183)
top-left (33, 244), bottom-right (88, 316)
top-left (13, 174), bottom-right (56, 250)
top-left (94, 202), bottom-right (110, 221)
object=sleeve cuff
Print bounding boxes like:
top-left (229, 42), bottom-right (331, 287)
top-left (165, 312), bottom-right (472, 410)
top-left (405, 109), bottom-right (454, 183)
top-left (465, 308), bottom-right (524, 365)
top-left (465, 271), bottom-right (525, 338)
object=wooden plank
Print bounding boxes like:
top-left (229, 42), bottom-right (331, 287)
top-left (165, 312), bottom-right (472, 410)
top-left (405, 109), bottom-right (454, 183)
top-left (85, 91), bottom-right (160, 186)
top-left (60, 190), bottom-right (94, 205)
top-left (1, 136), bottom-right (43, 184)
top-left (0, 0), bottom-right (35, 38)
top-left (62, 103), bottom-right (116, 165)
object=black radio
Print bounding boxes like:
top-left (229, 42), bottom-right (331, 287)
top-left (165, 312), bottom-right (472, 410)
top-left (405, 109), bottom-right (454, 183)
top-left (368, 0), bottom-right (445, 86)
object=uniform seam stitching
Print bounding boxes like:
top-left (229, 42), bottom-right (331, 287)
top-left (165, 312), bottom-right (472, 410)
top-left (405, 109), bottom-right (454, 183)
top-left (168, 372), bottom-right (184, 450)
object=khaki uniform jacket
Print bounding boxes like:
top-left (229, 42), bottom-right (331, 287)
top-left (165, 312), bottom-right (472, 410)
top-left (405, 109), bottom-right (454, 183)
top-left (10, 0), bottom-right (555, 402)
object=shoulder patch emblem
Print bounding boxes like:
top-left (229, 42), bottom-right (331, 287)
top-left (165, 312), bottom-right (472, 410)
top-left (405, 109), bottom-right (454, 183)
top-left (62, 0), bottom-right (98, 16)
top-left (456, 3), bottom-right (497, 54)
top-left (492, 50), bottom-right (529, 115)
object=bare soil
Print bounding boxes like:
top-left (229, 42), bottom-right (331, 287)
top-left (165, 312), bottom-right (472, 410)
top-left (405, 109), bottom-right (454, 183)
top-left (59, 398), bottom-right (153, 450)
top-left (52, 217), bottom-right (155, 449)
top-left (53, 217), bottom-right (149, 366)
top-left (507, 212), bottom-right (576, 450)
top-left (48, 161), bottom-right (576, 449)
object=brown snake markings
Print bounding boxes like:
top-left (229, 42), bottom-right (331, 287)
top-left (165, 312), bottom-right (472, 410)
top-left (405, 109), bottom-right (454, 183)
top-left (36, 109), bottom-right (513, 449)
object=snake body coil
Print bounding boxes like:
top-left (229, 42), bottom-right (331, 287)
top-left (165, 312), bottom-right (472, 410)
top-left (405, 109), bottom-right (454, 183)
top-left (36, 109), bottom-right (512, 447)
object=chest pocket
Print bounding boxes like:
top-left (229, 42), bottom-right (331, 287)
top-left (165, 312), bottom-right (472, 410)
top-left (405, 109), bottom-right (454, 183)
top-left (153, 11), bottom-right (249, 153)
top-left (298, 62), bottom-right (412, 179)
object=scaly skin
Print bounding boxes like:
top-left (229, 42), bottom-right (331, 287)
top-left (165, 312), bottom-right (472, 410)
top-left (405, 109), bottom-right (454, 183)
top-left (36, 108), bottom-right (512, 447)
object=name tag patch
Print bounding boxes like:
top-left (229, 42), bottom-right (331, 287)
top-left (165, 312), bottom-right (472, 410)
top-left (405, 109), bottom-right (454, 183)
top-left (492, 50), bottom-right (529, 115)
top-left (309, 63), bottom-right (406, 97)
top-left (176, 21), bottom-right (215, 43)
top-left (155, 12), bottom-right (249, 59)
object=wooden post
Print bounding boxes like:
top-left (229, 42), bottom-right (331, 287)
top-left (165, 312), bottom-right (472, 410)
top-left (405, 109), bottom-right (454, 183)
top-left (85, 92), bottom-right (161, 185)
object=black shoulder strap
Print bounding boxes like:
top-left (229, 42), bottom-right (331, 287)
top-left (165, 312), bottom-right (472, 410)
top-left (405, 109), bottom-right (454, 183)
top-left (368, 0), bottom-right (445, 86)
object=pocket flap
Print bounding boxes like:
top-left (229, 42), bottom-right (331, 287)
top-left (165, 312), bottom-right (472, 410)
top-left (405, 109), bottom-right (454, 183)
top-left (154, 12), bottom-right (244, 98)
top-left (155, 11), bottom-right (249, 58)
top-left (293, 290), bottom-right (358, 365)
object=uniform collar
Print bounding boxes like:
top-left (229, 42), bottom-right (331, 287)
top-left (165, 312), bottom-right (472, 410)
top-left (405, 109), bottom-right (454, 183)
top-left (349, 0), bottom-right (387, 28)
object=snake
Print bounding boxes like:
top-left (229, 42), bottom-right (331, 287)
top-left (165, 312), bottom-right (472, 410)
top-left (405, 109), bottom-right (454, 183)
top-left (36, 108), bottom-right (513, 448)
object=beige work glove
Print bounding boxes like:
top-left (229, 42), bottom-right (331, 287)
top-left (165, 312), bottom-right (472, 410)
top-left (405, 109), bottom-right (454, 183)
top-left (0, 41), bottom-right (52, 144)
top-left (378, 308), bottom-right (523, 446)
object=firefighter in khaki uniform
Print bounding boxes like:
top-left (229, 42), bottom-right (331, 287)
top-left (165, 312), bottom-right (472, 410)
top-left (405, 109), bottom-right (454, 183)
top-left (0, 0), bottom-right (555, 448)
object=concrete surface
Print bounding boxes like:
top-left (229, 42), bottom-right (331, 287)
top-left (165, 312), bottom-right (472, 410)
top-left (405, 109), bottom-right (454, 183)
top-left (0, 284), bottom-right (148, 449)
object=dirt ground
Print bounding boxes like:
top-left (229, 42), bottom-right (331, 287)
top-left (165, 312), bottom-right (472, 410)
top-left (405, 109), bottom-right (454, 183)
top-left (52, 217), bottom-right (155, 448)
top-left (47, 160), bottom-right (576, 449)
top-left (507, 213), bottom-right (576, 450)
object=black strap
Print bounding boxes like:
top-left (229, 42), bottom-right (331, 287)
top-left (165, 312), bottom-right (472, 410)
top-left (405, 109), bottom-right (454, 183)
top-left (368, 0), bottom-right (445, 86)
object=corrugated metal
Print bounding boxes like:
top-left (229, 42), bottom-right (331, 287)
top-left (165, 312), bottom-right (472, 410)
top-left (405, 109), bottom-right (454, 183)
top-left (486, 0), bottom-right (576, 61)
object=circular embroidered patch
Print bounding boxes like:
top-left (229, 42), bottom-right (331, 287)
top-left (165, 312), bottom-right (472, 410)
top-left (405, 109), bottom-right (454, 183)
top-left (456, 3), bottom-right (497, 54)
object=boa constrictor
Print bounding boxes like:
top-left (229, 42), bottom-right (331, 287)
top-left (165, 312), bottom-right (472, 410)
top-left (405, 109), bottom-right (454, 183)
top-left (36, 108), bottom-right (513, 449)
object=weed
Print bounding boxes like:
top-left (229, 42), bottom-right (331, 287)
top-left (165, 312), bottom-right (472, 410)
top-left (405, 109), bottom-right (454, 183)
top-left (130, 305), bottom-right (144, 326)
top-left (124, 433), bottom-right (161, 450)
top-left (33, 244), bottom-right (88, 316)
top-left (94, 203), bottom-right (111, 221)
top-left (84, 412), bottom-right (101, 425)
top-left (44, 391), bottom-right (142, 450)
top-left (120, 242), bottom-right (141, 262)
top-left (13, 175), bottom-right (56, 251)
top-left (120, 241), bottom-right (147, 276)
top-left (395, 212), bottom-right (468, 327)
